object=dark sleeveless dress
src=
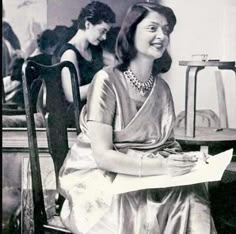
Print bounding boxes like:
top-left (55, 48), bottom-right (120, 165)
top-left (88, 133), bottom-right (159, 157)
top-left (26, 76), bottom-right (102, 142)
top-left (58, 43), bottom-right (104, 127)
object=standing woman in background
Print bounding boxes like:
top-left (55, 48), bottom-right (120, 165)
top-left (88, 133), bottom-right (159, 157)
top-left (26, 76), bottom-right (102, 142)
top-left (59, 1), bottom-right (116, 126)
top-left (59, 2), bottom-right (216, 233)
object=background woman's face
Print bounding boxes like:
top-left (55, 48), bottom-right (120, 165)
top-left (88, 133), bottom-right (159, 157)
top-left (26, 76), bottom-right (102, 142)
top-left (86, 21), bottom-right (111, 46)
top-left (134, 11), bottom-right (169, 60)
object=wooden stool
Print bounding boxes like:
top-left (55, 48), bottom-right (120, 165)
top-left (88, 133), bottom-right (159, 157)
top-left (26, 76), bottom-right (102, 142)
top-left (175, 60), bottom-right (236, 154)
top-left (179, 60), bottom-right (235, 138)
top-left (175, 127), bottom-right (236, 154)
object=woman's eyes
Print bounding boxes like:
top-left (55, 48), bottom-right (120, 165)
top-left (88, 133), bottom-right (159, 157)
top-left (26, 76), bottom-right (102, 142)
top-left (147, 25), bottom-right (158, 32)
top-left (99, 29), bottom-right (107, 35)
top-left (147, 25), bottom-right (170, 35)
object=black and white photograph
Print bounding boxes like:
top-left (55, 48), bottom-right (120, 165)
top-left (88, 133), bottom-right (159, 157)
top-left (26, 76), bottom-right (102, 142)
top-left (2, 0), bottom-right (236, 233)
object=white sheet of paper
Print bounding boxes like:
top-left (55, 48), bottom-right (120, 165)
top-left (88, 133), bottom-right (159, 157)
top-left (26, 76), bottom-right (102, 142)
top-left (112, 149), bottom-right (233, 194)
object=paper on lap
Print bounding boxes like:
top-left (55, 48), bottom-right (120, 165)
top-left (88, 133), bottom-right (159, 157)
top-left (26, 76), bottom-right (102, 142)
top-left (112, 149), bottom-right (233, 194)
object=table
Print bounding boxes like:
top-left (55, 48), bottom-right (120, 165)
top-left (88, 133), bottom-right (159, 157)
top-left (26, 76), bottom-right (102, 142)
top-left (175, 127), bottom-right (236, 154)
top-left (179, 60), bottom-right (235, 138)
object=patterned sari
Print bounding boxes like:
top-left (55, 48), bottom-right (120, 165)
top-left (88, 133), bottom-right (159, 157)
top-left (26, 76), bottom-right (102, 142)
top-left (59, 67), bottom-right (216, 234)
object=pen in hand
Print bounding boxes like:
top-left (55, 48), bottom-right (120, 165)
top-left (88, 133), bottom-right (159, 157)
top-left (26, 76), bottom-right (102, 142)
top-left (160, 149), bottom-right (209, 164)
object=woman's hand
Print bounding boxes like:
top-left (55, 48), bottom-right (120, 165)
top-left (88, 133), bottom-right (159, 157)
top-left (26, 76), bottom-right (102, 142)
top-left (166, 153), bottom-right (197, 176)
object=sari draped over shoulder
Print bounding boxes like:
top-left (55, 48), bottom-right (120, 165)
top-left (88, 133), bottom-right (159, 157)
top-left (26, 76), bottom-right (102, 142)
top-left (59, 67), bottom-right (216, 234)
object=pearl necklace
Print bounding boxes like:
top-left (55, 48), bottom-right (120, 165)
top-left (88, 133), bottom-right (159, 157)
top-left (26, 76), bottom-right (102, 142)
top-left (123, 68), bottom-right (154, 96)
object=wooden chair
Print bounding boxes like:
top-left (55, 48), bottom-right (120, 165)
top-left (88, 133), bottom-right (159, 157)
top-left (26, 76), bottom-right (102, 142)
top-left (22, 60), bottom-right (81, 233)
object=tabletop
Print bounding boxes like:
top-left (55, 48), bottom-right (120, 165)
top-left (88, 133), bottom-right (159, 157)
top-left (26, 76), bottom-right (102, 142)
top-left (179, 60), bottom-right (235, 68)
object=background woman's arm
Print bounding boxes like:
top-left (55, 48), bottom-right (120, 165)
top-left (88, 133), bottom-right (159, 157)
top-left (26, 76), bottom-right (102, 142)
top-left (60, 50), bottom-right (89, 102)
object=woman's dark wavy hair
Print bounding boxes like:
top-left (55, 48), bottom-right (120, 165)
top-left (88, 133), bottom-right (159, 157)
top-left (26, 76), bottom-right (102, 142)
top-left (115, 2), bottom-right (176, 75)
top-left (37, 29), bottom-right (58, 52)
top-left (77, 1), bottom-right (116, 30)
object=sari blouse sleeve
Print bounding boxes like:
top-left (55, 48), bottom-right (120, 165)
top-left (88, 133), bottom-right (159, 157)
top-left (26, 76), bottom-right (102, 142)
top-left (86, 70), bottom-right (116, 126)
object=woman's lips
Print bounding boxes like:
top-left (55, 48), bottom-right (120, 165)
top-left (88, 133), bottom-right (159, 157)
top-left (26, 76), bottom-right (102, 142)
top-left (151, 43), bottom-right (164, 49)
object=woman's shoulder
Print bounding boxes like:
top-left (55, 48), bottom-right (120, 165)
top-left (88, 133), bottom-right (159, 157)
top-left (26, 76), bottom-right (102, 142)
top-left (88, 67), bottom-right (116, 100)
top-left (91, 66), bottom-right (117, 86)
top-left (157, 76), bottom-right (170, 88)
top-left (58, 43), bottom-right (81, 58)
top-left (156, 76), bottom-right (172, 95)
top-left (93, 66), bottom-right (113, 81)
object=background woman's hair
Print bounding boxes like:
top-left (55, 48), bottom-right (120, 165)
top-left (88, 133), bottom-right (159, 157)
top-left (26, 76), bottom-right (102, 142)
top-left (77, 1), bottom-right (116, 30)
top-left (115, 2), bottom-right (176, 75)
top-left (37, 29), bottom-right (59, 52)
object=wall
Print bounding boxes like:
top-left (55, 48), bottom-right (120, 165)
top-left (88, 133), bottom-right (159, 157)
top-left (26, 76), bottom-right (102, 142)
top-left (3, 0), bottom-right (236, 127)
top-left (3, 0), bottom-right (47, 56)
top-left (161, 0), bottom-right (236, 127)
top-left (47, 0), bottom-right (138, 28)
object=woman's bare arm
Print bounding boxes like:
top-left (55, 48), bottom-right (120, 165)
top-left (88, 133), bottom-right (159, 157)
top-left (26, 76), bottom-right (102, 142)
top-left (88, 121), bottom-right (168, 176)
top-left (60, 50), bottom-right (90, 102)
top-left (88, 121), bottom-right (197, 176)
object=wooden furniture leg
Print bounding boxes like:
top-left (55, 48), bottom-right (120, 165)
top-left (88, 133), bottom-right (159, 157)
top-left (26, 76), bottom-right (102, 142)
top-left (185, 66), bottom-right (204, 137)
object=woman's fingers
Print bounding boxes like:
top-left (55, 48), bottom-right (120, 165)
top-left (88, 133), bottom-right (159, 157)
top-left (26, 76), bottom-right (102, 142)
top-left (171, 154), bottom-right (197, 162)
top-left (168, 165), bottom-right (194, 176)
top-left (167, 153), bottom-right (197, 176)
top-left (169, 162), bottom-right (196, 168)
top-left (168, 154), bottom-right (197, 166)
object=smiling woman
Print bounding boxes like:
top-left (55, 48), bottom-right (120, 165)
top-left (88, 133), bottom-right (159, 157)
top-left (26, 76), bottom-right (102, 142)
top-left (58, 2), bottom-right (217, 234)
top-left (134, 11), bottom-right (170, 59)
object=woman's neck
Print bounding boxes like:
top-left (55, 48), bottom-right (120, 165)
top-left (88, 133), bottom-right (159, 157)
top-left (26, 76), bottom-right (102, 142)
top-left (129, 56), bottom-right (154, 82)
top-left (69, 29), bottom-right (89, 51)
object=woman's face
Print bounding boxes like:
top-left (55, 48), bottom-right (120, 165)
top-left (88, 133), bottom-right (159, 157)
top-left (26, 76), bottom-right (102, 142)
top-left (134, 11), bottom-right (170, 60)
top-left (86, 21), bottom-right (111, 46)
